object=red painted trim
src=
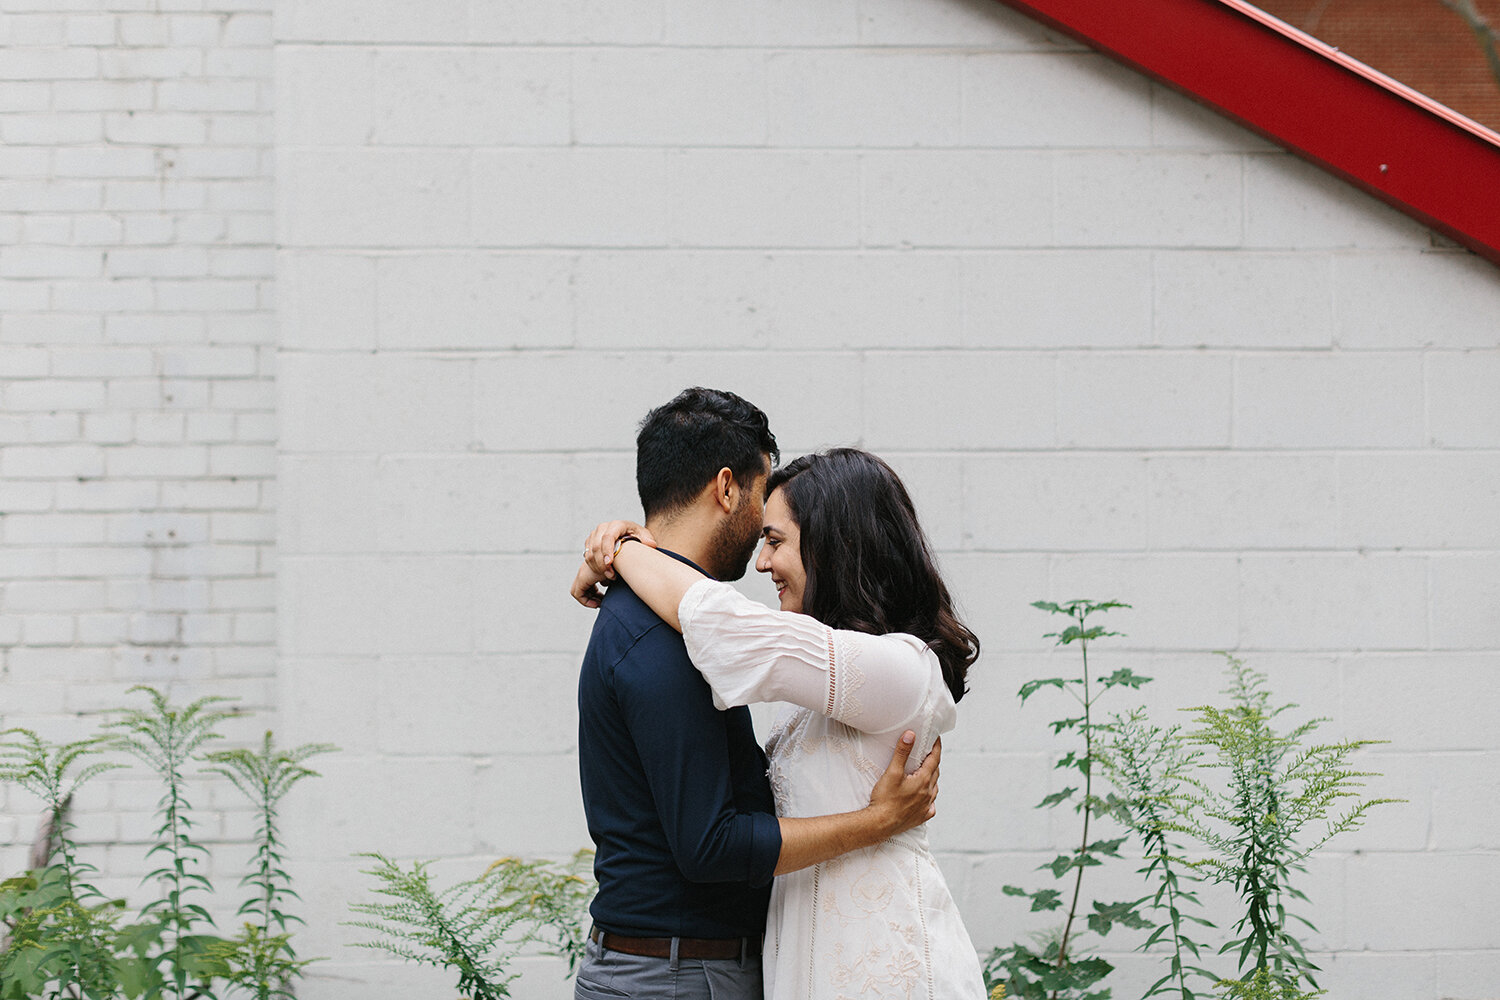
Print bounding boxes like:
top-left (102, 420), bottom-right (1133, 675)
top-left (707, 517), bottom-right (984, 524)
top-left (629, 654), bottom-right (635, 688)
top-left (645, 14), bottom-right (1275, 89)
top-left (992, 0), bottom-right (1500, 266)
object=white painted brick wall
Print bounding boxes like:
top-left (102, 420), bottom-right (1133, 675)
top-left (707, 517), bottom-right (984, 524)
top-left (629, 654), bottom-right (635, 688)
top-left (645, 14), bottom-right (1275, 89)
top-left (269, 0), bottom-right (1499, 985)
top-left (4, 0), bottom-right (1498, 994)
top-left (269, 0), bottom-right (1500, 982)
top-left (0, 0), bottom-right (274, 915)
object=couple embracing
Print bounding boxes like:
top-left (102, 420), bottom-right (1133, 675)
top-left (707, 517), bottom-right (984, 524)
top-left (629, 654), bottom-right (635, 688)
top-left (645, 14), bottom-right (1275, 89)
top-left (569, 387), bottom-right (987, 1000)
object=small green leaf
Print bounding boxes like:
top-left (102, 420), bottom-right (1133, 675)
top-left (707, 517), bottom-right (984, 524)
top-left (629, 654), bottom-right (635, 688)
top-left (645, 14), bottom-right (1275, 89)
top-left (1101, 667), bottom-right (1152, 689)
top-left (1086, 836), bottom-right (1129, 857)
top-left (1018, 678), bottom-right (1069, 703)
top-left (1038, 787), bottom-right (1077, 808)
top-left (1028, 889), bottom-right (1063, 912)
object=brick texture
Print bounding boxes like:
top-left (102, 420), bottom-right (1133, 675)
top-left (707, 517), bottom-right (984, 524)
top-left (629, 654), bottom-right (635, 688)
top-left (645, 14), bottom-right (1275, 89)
top-left (5, 0), bottom-right (1500, 997)
top-left (0, 0), bottom-right (273, 901)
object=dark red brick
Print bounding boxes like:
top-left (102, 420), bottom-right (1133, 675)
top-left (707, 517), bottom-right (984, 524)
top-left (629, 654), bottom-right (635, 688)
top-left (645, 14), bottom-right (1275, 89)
top-left (1255, 0), bottom-right (1500, 131)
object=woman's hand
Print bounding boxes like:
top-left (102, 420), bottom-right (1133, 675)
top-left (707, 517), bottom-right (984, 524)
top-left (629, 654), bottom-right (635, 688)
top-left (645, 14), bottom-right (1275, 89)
top-left (582, 520), bottom-right (654, 577)
top-left (571, 520), bottom-right (657, 608)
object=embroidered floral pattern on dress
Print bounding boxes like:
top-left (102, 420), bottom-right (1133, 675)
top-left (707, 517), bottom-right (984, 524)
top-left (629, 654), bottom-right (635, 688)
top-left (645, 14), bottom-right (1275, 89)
top-left (825, 939), bottom-right (925, 1000)
top-left (831, 631), bottom-right (866, 723)
top-left (765, 707), bottom-right (824, 814)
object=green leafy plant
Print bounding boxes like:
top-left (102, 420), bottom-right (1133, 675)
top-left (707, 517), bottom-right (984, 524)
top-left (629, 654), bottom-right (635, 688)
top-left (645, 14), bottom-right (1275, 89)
top-left (980, 606), bottom-right (1400, 1000)
top-left (1213, 967), bottom-right (1325, 1000)
top-left (1, 694), bottom-right (329, 1000)
top-left (106, 687), bottom-right (234, 1000)
top-left (201, 732), bottom-right (336, 1000)
top-left (1097, 711), bottom-right (1215, 1000)
top-left (984, 599), bottom-right (1153, 1000)
top-left (347, 851), bottom-right (595, 1000)
top-left (0, 731), bottom-right (125, 999)
top-left (1177, 657), bottom-right (1396, 986)
top-left (0, 869), bottom-right (129, 1000)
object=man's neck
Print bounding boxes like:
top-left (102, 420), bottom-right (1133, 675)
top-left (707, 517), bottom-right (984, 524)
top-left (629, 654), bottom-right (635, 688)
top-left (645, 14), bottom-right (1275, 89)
top-left (644, 514), bottom-right (716, 577)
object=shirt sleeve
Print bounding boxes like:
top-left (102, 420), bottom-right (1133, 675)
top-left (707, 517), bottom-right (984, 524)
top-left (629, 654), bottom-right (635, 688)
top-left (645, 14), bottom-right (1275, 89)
top-left (678, 578), bottom-right (935, 738)
top-left (613, 620), bottom-right (782, 887)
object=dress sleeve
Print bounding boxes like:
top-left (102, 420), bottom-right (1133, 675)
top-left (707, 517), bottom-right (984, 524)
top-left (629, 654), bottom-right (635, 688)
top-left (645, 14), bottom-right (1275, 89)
top-left (678, 578), bottom-right (935, 737)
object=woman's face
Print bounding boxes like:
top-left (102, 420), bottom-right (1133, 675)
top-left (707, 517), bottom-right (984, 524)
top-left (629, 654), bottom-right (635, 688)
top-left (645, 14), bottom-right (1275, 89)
top-left (755, 487), bottom-right (807, 614)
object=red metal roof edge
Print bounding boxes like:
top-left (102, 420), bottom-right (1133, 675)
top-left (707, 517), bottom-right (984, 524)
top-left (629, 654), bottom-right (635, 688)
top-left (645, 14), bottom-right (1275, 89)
top-left (991, 0), bottom-right (1500, 266)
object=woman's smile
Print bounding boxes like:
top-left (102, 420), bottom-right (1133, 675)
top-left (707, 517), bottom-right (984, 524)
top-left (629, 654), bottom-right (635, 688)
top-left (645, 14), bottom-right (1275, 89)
top-left (756, 487), bottom-right (806, 614)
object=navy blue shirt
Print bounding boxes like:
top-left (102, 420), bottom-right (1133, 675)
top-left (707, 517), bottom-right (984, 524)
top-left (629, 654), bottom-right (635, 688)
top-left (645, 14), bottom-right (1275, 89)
top-left (577, 551), bottom-right (780, 938)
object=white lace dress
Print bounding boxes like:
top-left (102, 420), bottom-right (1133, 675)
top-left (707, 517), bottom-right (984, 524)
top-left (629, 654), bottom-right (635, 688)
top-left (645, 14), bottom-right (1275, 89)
top-left (678, 580), bottom-right (987, 1000)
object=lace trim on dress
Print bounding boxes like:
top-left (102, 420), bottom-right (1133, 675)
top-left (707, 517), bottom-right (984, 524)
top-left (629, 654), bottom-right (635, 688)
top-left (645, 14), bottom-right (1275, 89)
top-left (916, 846), bottom-right (934, 1000)
top-left (824, 625), bottom-right (837, 716)
top-left (807, 861), bottom-right (822, 1000)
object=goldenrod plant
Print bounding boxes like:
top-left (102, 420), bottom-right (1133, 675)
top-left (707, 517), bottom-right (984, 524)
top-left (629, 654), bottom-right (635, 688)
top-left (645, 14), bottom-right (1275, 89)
top-left (1098, 711), bottom-right (1215, 1000)
top-left (1177, 657), bottom-right (1396, 987)
top-left (106, 687), bottom-right (233, 1000)
top-left (201, 732), bottom-right (336, 1000)
top-left (347, 851), bottom-right (595, 1000)
top-left (1214, 967), bottom-right (1325, 1000)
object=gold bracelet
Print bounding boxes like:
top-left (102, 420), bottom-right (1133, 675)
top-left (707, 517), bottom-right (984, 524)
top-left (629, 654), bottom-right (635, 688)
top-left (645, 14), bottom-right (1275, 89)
top-left (612, 534), bottom-right (640, 558)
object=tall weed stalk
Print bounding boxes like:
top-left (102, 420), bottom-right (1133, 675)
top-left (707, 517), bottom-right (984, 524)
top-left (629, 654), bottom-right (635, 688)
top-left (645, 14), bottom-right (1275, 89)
top-left (107, 687), bottom-right (233, 999)
top-left (1098, 711), bottom-right (1214, 999)
top-left (1178, 657), bottom-right (1396, 986)
top-left (984, 599), bottom-right (1152, 1000)
top-left (203, 732), bottom-right (336, 1000)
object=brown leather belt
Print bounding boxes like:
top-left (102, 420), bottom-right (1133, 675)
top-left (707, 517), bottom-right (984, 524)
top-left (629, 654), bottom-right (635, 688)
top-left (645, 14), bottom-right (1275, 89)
top-left (591, 927), bottom-right (761, 960)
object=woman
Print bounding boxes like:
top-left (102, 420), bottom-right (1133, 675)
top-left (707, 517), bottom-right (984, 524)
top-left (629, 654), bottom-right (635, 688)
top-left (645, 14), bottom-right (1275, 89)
top-left (575, 448), bottom-right (986, 1000)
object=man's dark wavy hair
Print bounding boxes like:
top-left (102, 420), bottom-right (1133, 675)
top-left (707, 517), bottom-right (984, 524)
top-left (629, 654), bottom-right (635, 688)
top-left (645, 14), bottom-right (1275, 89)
top-left (636, 387), bottom-right (779, 520)
top-left (767, 448), bottom-right (979, 703)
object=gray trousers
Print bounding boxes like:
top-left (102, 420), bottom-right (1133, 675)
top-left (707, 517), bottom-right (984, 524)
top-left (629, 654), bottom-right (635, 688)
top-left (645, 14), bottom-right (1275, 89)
top-left (573, 934), bottom-right (764, 1000)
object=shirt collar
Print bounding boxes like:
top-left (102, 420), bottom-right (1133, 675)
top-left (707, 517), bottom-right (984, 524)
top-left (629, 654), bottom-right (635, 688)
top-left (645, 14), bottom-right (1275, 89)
top-left (659, 548), bottom-right (716, 581)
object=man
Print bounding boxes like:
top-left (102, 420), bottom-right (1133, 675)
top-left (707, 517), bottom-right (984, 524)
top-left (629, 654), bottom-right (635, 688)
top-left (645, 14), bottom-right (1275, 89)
top-left (572, 387), bottom-right (940, 1000)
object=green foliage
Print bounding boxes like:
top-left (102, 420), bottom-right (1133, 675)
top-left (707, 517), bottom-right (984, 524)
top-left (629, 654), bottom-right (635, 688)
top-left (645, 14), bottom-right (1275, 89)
top-left (201, 732), bottom-right (335, 1000)
top-left (198, 924), bottom-right (313, 1000)
top-left (0, 693), bottom-right (328, 1000)
top-left (1213, 968), bottom-right (1325, 1000)
top-left (204, 733), bottom-right (334, 938)
top-left (0, 866), bottom-right (127, 1000)
top-left (986, 606), bottom-right (1397, 1000)
top-left (347, 851), bottom-right (596, 1000)
top-left (0, 730), bottom-right (128, 1000)
top-left (1098, 711), bottom-right (1216, 1000)
top-left (1176, 657), bottom-right (1396, 985)
top-left (106, 687), bottom-right (234, 1000)
top-left (984, 599), bottom-right (1149, 1000)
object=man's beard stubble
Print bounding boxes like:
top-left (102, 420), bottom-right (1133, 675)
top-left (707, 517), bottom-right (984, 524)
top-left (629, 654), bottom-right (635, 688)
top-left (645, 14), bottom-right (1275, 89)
top-left (705, 493), bottom-right (762, 582)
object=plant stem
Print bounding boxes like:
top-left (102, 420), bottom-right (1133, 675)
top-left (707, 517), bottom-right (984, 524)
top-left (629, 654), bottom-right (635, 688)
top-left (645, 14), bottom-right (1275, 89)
top-left (162, 716), bottom-right (190, 1000)
top-left (1156, 844), bottom-right (1192, 999)
top-left (260, 797), bottom-right (275, 935)
top-left (1054, 611), bottom-right (1094, 994)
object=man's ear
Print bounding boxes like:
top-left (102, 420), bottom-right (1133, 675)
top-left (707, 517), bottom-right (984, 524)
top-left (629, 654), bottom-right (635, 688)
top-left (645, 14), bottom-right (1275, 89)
top-left (714, 467), bottom-right (735, 514)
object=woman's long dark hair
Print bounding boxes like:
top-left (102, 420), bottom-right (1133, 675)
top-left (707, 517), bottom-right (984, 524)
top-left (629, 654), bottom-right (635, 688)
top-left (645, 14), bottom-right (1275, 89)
top-left (767, 448), bottom-right (979, 703)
